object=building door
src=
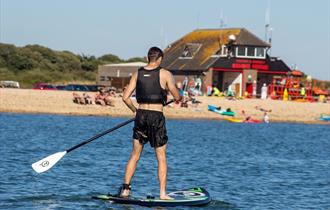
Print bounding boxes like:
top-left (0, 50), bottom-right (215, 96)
top-left (235, 83), bottom-right (240, 97)
top-left (246, 83), bottom-right (253, 96)
top-left (212, 71), bottom-right (224, 90)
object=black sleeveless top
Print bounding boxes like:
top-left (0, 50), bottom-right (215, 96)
top-left (135, 66), bottom-right (167, 105)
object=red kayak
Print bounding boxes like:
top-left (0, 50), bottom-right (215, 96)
top-left (245, 119), bottom-right (262, 123)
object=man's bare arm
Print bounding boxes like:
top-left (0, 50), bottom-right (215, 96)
top-left (164, 70), bottom-right (182, 102)
top-left (122, 72), bottom-right (138, 113)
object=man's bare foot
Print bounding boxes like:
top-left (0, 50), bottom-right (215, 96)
top-left (160, 194), bottom-right (173, 200)
top-left (120, 189), bottom-right (130, 198)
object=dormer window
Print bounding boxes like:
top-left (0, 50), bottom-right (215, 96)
top-left (247, 47), bottom-right (255, 56)
top-left (235, 46), bottom-right (266, 59)
top-left (256, 47), bottom-right (265, 57)
top-left (179, 43), bottom-right (201, 59)
top-left (182, 47), bottom-right (192, 57)
top-left (237, 46), bottom-right (246, 56)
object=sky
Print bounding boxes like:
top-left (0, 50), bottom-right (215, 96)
top-left (0, 0), bottom-right (329, 80)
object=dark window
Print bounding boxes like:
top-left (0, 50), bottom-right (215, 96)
top-left (237, 46), bottom-right (246, 56)
top-left (180, 43), bottom-right (201, 58)
top-left (247, 47), bottom-right (255, 56)
top-left (182, 47), bottom-right (192, 57)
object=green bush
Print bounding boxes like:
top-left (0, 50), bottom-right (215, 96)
top-left (0, 43), bottom-right (147, 87)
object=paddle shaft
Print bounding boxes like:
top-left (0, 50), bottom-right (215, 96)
top-left (67, 118), bottom-right (134, 153)
top-left (66, 100), bottom-right (174, 153)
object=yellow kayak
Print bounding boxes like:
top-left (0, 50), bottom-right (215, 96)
top-left (224, 117), bottom-right (244, 123)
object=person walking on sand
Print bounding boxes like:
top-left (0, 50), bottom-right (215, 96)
top-left (120, 47), bottom-right (182, 200)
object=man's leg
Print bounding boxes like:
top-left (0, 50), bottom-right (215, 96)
top-left (155, 144), bottom-right (172, 200)
top-left (121, 139), bottom-right (143, 197)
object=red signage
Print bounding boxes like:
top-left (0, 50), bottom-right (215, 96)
top-left (232, 59), bottom-right (268, 70)
top-left (235, 59), bottom-right (266, 64)
top-left (252, 60), bottom-right (265, 64)
top-left (252, 64), bottom-right (269, 70)
top-left (232, 63), bottom-right (251, 69)
top-left (236, 59), bottom-right (251, 63)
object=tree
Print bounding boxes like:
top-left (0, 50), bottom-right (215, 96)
top-left (126, 57), bottom-right (146, 63)
top-left (99, 53), bottom-right (122, 63)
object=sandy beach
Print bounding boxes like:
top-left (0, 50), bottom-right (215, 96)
top-left (0, 88), bottom-right (329, 124)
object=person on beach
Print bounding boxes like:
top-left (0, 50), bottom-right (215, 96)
top-left (261, 83), bottom-right (268, 99)
top-left (83, 93), bottom-right (93, 104)
top-left (120, 47), bottom-right (182, 200)
top-left (263, 112), bottom-right (270, 123)
top-left (255, 106), bottom-right (272, 113)
top-left (95, 89), bottom-right (107, 106)
top-left (242, 110), bottom-right (252, 122)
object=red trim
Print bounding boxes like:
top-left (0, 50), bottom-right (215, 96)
top-left (258, 70), bottom-right (288, 74)
top-left (252, 64), bottom-right (269, 70)
top-left (242, 71), bottom-right (244, 96)
top-left (236, 59), bottom-right (251, 63)
top-left (212, 67), bottom-right (287, 75)
top-left (252, 60), bottom-right (266, 64)
top-left (235, 59), bottom-right (266, 64)
top-left (212, 68), bottom-right (243, 72)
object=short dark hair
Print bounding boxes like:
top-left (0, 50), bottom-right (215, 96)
top-left (147, 47), bottom-right (163, 62)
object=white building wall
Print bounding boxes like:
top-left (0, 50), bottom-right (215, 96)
top-left (222, 72), bottom-right (242, 97)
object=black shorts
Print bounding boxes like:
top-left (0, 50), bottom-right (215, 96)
top-left (133, 109), bottom-right (168, 148)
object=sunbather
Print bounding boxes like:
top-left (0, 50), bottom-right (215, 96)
top-left (72, 93), bottom-right (85, 104)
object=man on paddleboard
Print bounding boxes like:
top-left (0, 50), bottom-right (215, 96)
top-left (121, 47), bottom-right (181, 200)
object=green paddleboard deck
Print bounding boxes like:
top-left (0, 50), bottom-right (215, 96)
top-left (93, 187), bottom-right (211, 207)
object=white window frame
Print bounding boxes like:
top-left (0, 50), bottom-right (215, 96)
top-left (211, 45), bottom-right (228, 58)
top-left (255, 47), bottom-right (266, 58)
top-left (235, 46), bottom-right (266, 59)
top-left (220, 45), bottom-right (228, 57)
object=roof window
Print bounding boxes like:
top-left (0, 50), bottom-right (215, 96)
top-left (179, 43), bottom-right (201, 59)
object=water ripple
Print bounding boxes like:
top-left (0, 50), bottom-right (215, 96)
top-left (0, 113), bottom-right (329, 209)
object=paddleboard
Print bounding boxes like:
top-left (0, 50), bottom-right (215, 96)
top-left (93, 187), bottom-right (211, 207)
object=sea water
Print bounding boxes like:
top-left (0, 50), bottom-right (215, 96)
top-left (0, 113), bottom-right (329, 210)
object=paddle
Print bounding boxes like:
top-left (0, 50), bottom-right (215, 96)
top-left (32, 100), bottom-right (174, 173)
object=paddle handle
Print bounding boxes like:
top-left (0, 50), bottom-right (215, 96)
top-left (66, 100), bottom-right (174, 153)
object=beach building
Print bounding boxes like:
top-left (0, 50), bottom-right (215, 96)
top-left (161, 28), bottom-right (291, 97)
top-left (97, 62), bottom-right (147, 91)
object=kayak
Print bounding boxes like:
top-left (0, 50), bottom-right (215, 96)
top-left (208, 105), bottom-right (235, 116)
top-left (224, 117), bottom-right (243, 123)
top-left (320, 115), bottom-right (330, 121)
top-left (93, 187), bottom-right (211, 207)
top-left (246, 119), bottom-right (262, 123)
top-left (224, 117), bottom-right (262, 123)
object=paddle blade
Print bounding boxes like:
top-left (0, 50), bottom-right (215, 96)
top-left (32, 151), bottom-right (67, 173)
